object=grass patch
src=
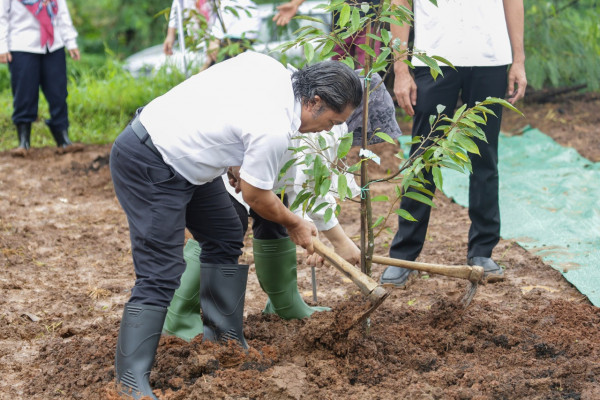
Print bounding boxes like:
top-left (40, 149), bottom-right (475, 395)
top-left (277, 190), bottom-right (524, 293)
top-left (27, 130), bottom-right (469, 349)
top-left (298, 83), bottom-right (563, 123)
top-left (0, 55), bottom-right (185, 151)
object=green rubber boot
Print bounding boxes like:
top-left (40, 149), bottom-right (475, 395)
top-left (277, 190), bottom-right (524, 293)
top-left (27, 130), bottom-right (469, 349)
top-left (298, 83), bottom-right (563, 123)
top-left (253, 237), bottom-right (330, 320)
top-left (162, 239), bottom-right (203, 341)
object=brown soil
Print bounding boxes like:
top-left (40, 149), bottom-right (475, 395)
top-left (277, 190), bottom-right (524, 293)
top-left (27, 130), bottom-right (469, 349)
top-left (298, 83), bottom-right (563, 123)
top-left (1, 94), bottom-right (599, 400)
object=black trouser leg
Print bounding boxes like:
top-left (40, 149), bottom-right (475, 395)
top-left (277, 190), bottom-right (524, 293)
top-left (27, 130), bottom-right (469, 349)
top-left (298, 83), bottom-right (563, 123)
top-left (41, 47), bottom-right (69, 134)
top-left (461, 66), bottom-right (507, 258)
top-left (9, 52), bottom-right (41, 125)
top-left (389, 67), bottom-right (461, 261)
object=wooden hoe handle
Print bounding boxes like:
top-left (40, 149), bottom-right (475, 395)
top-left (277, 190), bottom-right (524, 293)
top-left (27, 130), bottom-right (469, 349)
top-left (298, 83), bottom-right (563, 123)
top-left (371, 255), bottom-right (484, 283)
top-left (312, 237), bottom-right (387, 302)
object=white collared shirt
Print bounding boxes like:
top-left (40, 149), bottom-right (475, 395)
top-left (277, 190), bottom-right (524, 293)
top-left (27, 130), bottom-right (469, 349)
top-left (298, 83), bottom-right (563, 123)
top-left (0, 0), bottom-right (78, 54)
top-left (412, 0), bottom-right (512, 67)
top-left (140, 51), bottom-right (300, 190)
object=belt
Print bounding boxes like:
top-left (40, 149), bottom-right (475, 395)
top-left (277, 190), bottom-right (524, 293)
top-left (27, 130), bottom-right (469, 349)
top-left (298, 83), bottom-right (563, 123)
top-left (131, 116), bottom-right (161, 157)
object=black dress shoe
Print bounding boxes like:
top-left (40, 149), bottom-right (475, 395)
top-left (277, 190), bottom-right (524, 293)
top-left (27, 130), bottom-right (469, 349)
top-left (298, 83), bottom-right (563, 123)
top-left (468, 257), bottom-right (504, 282)
top-left (379, 266), bottom-right (418, 287)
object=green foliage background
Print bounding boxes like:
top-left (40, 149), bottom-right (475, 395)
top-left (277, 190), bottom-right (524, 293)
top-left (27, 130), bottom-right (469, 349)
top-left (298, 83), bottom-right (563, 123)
top-left (0, 0), bottom-right (599, 151)
top-left (68, 0), bottom-right (169, 57)
top-left (525, 0), bottom-right (600, 90)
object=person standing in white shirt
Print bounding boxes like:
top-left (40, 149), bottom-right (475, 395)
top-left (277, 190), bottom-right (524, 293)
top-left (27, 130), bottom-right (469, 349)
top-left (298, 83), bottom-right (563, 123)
top-left (109, 51), bottom-right (362, 400)
top-left (0, 0), bottom-right (83, 156)
top-left (382, 0), bottom-right (527, 287)
top-left (163, 0), bottom-right (259, 67)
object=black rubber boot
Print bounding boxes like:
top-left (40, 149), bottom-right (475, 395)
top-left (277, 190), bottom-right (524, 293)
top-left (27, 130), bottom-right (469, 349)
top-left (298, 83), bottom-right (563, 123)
top-left (49, 126), bottom-right (83, 154)
top-left (115, 302), bottom-right (167, 400)
top-left (10, 123), bottom-right (31, 157)
top-left (200, 263), bottom-right (249, 349)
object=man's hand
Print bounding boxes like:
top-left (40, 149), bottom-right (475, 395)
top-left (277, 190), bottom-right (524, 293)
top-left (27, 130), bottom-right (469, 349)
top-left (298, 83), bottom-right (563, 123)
top-left (506, 61), bottom-right (527, 104)
top-left (320, 224), bottom-right (360, 265)
top-left (227, 167), bottom-right (242, 193)
top-left (240, 179), bottom-right (317, 252)
top-left (69, 48), bottom-right (80, 61)
top-left (394, 67), bottom-right (417, 116)
top-left (273, 0), bottom-right (300, 26)
top-left (163, 28), bottom-right (176, 55)
top-left (333, 238), bottom-right (360, 266)
top-left (287, 217), bottom-right (318, 254)
top-left (0, 52), bottom-right (12, 63)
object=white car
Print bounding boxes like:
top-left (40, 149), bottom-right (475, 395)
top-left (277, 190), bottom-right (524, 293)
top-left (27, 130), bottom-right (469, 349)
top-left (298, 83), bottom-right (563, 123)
top-left (123, 1), bottom-right (331, 77)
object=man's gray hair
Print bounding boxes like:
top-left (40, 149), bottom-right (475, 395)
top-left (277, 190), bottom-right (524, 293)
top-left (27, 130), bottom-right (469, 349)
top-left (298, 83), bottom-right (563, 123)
top-left (292, 61), bottom-right (362, 113)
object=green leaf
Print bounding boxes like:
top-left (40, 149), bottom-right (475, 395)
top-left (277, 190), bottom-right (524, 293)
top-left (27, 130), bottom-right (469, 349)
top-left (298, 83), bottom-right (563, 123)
top-left (340, 57), bottom-right (355, 69)
top-left (371, 216), bottom-right (385, 228)
top-left (324, 208), bottom-right (333, 223)
top-left (366, 33), bottom-right (383, 43)
top-left (452, 103), bottom-right (467, 122)
top-left (467, 113), bottom-right (487, 125)
top-left (429, 114), bottom-right (436, 128)
top-left (224, 6), bottom-right (239, 18)
top-left (404, 191), bottom-right (435, 207)
top-left (293, 15), bottom-right (328, 25)
top-left (337, 174), bottom-right (348, 200)
top-left (395, 208), bottom-right (417, 221)
top-left (432, 166), bottom-right (443, 190)
top-left (337, 133), bottom-right (353, 158)
top-left (320, 40), bottom-right (335, 58)
top-left (380, 16), bottom-right (404, 26)
top-left (312, 201), bottom-right (330, 214)
top-left (351, 7), bottom-right (360, 31)
top-left (319, 178), bottom-right (331, 197)
top-left (361, 2), bottom-right (370, 14)
top-left (455, 135), bottom-right (480, 155)
top-left (380, 28), bottom-right (391, 45)
top-left (455, 151), bottom-right (469, 162)
top-left (436, 104), bottom-right (446, 115)
top-left (414, 54), bottom-right (442, 76)
top-left (278, 158), bottom-right (297, 179)
top-left (339, 3), bottom-right (351, 27)
top-left (289, 189), bottom-right (310, 211)
top-left (439, 160), bottom-right (467, 173)
top-left (481, 96), bottom-right (523, 116)
top-left (318, 135), bottom-right (327, 150)
top-left (375, 48), bottom-right (392, 65)
top-left (304, 42), bottom-right (315, 63)
top-left (431, 55), bottom-right (453, 69)
top-left (357, 44), bottom-right (377, 58)
top-left (374, 131), bottom-right (395, 144)
top-left (371, 195), bottom-right (389, 202)
top-left (347, 162), bottom-right (361, 172)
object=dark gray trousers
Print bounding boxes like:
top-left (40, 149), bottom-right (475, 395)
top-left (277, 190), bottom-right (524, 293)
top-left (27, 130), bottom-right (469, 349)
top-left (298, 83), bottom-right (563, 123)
top-left (390, 65), bottom-right (508, 261)
top-left (110, 123), bottom-right (244, 307)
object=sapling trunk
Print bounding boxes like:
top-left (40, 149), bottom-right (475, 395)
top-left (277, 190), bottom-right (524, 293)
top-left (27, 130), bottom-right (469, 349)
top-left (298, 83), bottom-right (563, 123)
top-left (360, 23), bottom-right (375, 278)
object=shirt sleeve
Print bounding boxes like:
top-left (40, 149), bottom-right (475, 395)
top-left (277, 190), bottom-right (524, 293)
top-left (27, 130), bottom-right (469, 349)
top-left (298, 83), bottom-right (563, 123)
top-left (0, 0), bottom-right (9, 54)
top-left (239, 126), bottom-right (290, 191)
top-left (57, 0), bottom-right (78, 50)
top-left (168, 0), bottom-right (177, 28)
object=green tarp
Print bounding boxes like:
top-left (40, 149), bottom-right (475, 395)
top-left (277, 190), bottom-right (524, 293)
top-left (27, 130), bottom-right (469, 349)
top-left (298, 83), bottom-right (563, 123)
top-left (440, 128), bottom-right (600, 306)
